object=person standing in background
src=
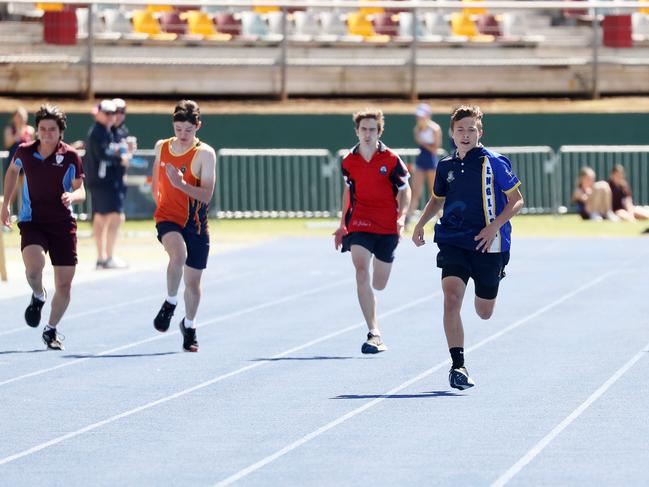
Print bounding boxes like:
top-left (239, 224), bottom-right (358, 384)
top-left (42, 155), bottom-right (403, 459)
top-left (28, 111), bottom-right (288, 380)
top-left (406, 103), bottom-right (442, 228)
top-left (3, 106), bottom-right (35, 216)
top-left (84, 100), bottom-right (131, 269)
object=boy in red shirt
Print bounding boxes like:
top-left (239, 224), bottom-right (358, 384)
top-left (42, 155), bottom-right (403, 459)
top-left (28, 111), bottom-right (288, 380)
top-left (334, 109), bottom-right (411, 354)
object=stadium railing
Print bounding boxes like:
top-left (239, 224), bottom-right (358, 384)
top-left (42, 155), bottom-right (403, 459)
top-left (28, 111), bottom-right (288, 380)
top-left (558, 145), bottom-right (649, 207)
top-left (3, 145), bottom-right (648, 218)
top-left (2, 1), bottom-right (649, 98)
top-left (215, 148), bottom-right (339, 218)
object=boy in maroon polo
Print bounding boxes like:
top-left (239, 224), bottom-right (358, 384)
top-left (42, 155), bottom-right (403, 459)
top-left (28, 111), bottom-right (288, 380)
top-left (1, 105), bottom-right (85, 350)
top-left (334, 109), bottom-right (411, 354)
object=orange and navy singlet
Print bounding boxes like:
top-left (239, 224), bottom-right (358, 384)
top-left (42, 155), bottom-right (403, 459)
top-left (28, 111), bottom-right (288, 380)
top-left (154, 138), bottom-right (209, 235)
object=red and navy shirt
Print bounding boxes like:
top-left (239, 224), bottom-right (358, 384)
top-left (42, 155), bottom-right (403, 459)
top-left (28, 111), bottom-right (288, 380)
top-left (341, 142), bottom-right (410, 235)
top-left (12, 140), bottom-right (84, 223)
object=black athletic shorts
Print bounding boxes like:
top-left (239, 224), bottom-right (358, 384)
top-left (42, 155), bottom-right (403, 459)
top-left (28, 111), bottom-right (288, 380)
top-left (341, 231), bottom-right (399, 263)
top-left (156, 221), bottom-right (210, 270)
top-left (90, 186), bottom-right (126, 215)
top-left (436, 243), bottom-right (509, 300)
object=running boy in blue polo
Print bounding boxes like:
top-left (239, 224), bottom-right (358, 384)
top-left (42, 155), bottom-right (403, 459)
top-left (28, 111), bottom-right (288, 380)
top-left (412, 105), bottom-right (524, 390)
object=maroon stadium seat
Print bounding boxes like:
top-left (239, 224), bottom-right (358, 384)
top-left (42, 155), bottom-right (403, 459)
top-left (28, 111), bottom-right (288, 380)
top-left (214, 11), bottom-right (242, 36)
top-left (160, 11), bottom-right (187, 35)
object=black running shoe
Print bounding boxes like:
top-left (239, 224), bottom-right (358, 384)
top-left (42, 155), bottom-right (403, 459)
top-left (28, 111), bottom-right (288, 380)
top-left (361, 332), bottom-right (388, 354)
top-left (179, 319), bottom-right (198, 352)
top-left (154, 300), bottom-right (176, 332)
top-left (25, 292), bottom-right (46, 328)
top-left (449, 366), bottom-right (475, 390)
top-left (42, 327), bottom-right (65, 351)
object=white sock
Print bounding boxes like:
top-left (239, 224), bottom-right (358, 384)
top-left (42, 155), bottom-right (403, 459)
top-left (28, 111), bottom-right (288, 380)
top-left (34, 291), bottom-right (46, 302)
top-left (166, 296), bottom-right (178, 306)
top-left (184, 318), bottom-right (195, 329)
top-left (44, 324), bottom-right (56, 331)
top-left (369, 328), bottom-right (380, 336)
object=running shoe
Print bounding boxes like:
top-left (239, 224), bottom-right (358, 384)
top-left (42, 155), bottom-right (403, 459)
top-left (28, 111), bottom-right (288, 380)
top-left (154, 300), bottom-right (176, 332)
top-left (103, 257), bottom-right (128, 269)
top-left (179, 319), bottom-right (198, 352)
top-left (449, 366), bottom-right (475, 390)
top-left (42, 327), bottom-right (65, 351)
top-left (24, 292), bottom-right (46, 328)
top-left (361, 332), bottom-right (387, 354)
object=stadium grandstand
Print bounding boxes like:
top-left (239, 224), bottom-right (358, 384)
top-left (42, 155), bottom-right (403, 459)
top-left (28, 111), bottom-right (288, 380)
top-left (1, 0), bottom-right (649, 98)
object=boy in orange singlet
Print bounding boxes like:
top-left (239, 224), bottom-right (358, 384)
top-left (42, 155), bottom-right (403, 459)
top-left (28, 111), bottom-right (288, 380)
top-left (151, 100), bottom-right (216, 352)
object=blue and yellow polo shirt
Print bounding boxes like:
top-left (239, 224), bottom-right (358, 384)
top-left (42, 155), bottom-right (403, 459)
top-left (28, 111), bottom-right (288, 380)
top-left (433, 146), bottom-right (521, 253)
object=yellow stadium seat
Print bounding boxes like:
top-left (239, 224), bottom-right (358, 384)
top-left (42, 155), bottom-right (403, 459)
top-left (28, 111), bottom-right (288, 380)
top-left (37, 3), bottom-right (64, 11)
top-left (147, 4), bottom-right (173, 13)
top-left (359, 0), bottom-right (384, 15)
top-left (347, 11), bottom-right (376, 37)
top-left (462, 0), bottom-right (487, 16)
top-left (253, 5), bottom-right (279, 13)
top-left (182, 10), bottom-right (232, 40)
top-left (641, 0), bottom-right (649, 14)
top-left (451, 12), bottom-right (478, 37)
top-left (132, 10), bottom-right (177, 40)
top-left (132, 10), bottom-right (162, 34)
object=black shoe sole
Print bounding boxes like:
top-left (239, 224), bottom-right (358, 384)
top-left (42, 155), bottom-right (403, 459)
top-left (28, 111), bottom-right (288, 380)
top-left (153, 321), bottom-right (171, 333)
top-left (179, 322), bottom-right (198, 352)
top-left (25, 308), bottom-right (43, 328)
top-left (361, 343), bottom-right (386, 354)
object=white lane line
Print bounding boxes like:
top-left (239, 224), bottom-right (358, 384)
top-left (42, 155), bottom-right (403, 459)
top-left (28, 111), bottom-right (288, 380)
top-left (0, 293), bottom-right (437, 466)
top-left (0, 270), bottom-right (258, 338)
top-left (0, 278), bottom-right (352, 388)
top-left (211, 271), bottom-right (616, 486)
top-left (491, 340), bottom-right (649, 487)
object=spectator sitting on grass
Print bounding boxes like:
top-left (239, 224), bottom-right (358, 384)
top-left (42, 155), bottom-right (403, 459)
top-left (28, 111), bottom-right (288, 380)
top-left (572, 166), bottom-right (617, 221)
top-left (608, 164), bottom-right (649, 222)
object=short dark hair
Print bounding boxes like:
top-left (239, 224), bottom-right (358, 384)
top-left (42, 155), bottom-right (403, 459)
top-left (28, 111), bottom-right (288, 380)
top-left (35, 104), bottom-right (67, 132)
top-left (173, 100), bottom-right (201, 125)
top-left (353, 109), bottom-right (385, 135)
top-left (450, 105), bottom-right (483, 131)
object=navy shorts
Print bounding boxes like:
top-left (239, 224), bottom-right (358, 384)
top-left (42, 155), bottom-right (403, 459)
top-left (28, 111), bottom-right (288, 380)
top-left (415, 148), bottom-right (438, 171)
top-left (436, 243), bottom-right (509, 300)
top-left (91, 186), bottom-right (126, 215)
top-left (341, 231), bottom-right (399, 263)
top-left (18, 220), bottom-right (78, 266)
top-left (156, 221), bottom-right (210, 270)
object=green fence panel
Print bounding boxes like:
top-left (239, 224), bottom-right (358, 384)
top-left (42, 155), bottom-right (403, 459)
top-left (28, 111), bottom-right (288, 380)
top-left (490, 146), bottom-right (558, 214)
top-left (215, 149), bottom-right (338, 217)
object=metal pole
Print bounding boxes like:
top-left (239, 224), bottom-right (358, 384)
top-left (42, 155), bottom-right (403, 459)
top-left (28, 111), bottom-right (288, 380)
top-left (409, 7), bottom-right (418, 101)
top-left (591, 7), bottom-right (600, 99)
top-left (85, 2), bottom-right (95, 100)
top-left (279, 6), bottom-right (288, 101)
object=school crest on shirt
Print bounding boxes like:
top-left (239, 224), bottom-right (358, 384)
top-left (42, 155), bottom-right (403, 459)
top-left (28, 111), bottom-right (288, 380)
top-left (379, 165), bottom-right (388, 175)
top-left (53, 154), bottom-right (64, 167)
top-left (447, 170), bottom-right (455, 183)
